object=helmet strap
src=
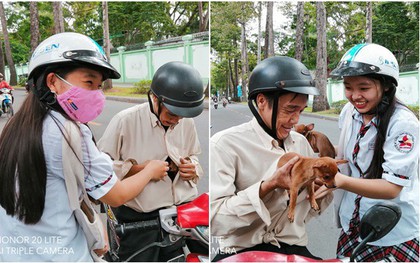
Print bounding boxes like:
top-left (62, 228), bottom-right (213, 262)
top-left (147, 90), bottom-right (165, 127)
top-left (248, 94), bottom-right (280, 141)
top-left (29, 73), bottom-right (61, 112)
top-left (271, 94), bottom-right (280, 141)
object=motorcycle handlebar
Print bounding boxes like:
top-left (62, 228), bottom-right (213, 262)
top-left (115, 218), bottom-right (160, 236)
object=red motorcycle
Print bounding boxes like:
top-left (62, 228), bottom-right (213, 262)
top-left (105, 193), bottom-right (209, 262)
top-left (218, 201), bottom-right (401, 262)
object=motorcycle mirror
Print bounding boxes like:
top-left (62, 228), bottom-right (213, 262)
top-left (350, 201), bottom-right (401, 262)
top-left (360, 201), bottom-right (401, 242)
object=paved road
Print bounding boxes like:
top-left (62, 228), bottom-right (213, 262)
top-left (210, 102), bottom-right (341, 259)
top-left (1, 89), bottom-right (209, 194)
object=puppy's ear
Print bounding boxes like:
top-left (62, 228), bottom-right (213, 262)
top-left (307, 123), bottom-right (315, 131)
top-left (294, 124), bottom-right (304, 133)
top-left (335, 159), bottom-right (348, 164)
top-left (313, 160), bottom-right (326, 168)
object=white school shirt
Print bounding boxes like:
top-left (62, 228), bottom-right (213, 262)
top-left (0, 111), bottom-right (117, 261)
top-left (97, 103), bottom-right (203, 213)
top-left (211, 118), bottom-right (333, 252)
top-left (338, 104), bottom-right (419, 246)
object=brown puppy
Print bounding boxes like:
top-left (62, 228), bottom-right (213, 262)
top-left (278, 152), bottom-right (347, 222)
top-left (294, 123), bottom-right (336, 158)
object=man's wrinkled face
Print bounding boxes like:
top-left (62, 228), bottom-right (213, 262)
top-left (258, 93), bottom-right (308, 140)
top-left (159, 105), bottom-right (183, 127)
top-left (152, 94), bottom-right (183, 127)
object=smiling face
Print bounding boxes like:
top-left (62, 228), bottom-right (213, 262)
top-left (258, 93), bottom-right (308, 140)
top-left (343, 76), bottom-right (384, 115)
top-left (47, 67), bottom-right (104, 95)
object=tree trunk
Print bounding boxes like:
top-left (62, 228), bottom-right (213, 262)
top-left (228, 57), bottom-right (235, 99)
top-left (30, 2), bottom-right (40, 53)
top-left (295, 2), bottom-right (305, 61)
top-left (234, 57), bottom-right (238, 99)
top-left (365, 2), bottom-right (373, 43)
top-left (0, 2), bottom-right (17, 85)
top-left (102, 1), bottom-right (113, 90)
top-left (240, 20), bottom-right (248, 101)
top-left (53, 2), bottom-right (65, 33)
top-left (266, 2), bottom-right (274, 57)
top-left (313, 2), bottom-right (329, 112)
top-left (257, 1), bottom-right (262, 63)
top-left (198, 2), bottom-right (209, 32)
top-left (0, 40), bottom-right (4, 76)
top-left (264, 3), bottom-right (268, 59)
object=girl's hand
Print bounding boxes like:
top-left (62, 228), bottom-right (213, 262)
top-left (144, 160), bottom-right (169, 181)
top-left (314, 184), bottom-right (335, 200)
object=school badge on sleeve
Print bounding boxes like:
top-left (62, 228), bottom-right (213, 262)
top-left (394, 133), bottom-right (414, 153)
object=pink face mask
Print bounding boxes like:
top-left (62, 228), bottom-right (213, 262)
top-left (55, 74), bottom-right (105, 123)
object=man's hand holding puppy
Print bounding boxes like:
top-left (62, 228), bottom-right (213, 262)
top-left (259, 155), bottom-right (299, 198)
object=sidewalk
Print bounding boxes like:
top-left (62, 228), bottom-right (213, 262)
top-left (106, 95), bottom-right (210, 110)
top-left (301, 111), bottom-right (339, 121)
top-left (228, 101), bottom-right (339, 121)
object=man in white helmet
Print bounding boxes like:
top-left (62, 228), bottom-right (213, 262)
top-left (315, 43), bottom-right (419, 262)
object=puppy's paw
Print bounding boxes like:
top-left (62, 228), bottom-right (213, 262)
top-left (310, 200), bottom-right (320, 211)
top-left (288, 211), bottom-right (295, 223)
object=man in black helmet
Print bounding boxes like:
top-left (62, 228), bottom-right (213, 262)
top-left (211, 56), bottom-right (333, 261)
top-left (98, 61), bottom-right (205, 262)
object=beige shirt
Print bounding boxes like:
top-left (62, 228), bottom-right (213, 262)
top-left (210, 118), bottom-right (333, 252)
top-left (98, 103), bottom-right (203, 212)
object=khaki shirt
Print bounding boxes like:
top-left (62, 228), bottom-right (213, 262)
top-left (98, 103), bottom-right (203, 212)
top-left (210, 118), bottom-right (333, 252)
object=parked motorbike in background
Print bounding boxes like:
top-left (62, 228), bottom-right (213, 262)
top-left (0, 88), bottom-right (13, 118)
top-left (105, 193), bottom-right (209, 262)
top-left (218, 201), bottom-right (401, 262)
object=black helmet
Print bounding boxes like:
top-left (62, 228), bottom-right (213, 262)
top-left (248, 56), bottom-right (319, 99)
top-left (151, 61), bottom-right (205, 118)
top-left (248, 56), bottom-right (319, 141)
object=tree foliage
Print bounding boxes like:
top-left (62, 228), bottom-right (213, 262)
top-left (210, 2), bottom-right (256, 99)
top-left (211, 1), bottom-right (419, 101)
top-left (2, 2), bottom-right (208, 64)
top-left (372, 2), bottom-right (419, 66)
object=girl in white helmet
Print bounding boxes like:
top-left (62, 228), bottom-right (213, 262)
top-left (0, 32), bottom-right (169, 261)
top-left (316, 43), bottom-right (419, 261)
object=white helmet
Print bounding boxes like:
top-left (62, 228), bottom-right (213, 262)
top-left (28, 32), bottom-right (120, 80)
top-left (330, 43), bottom-right (399, 86)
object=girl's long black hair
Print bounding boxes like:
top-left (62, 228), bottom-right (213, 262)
top-left (0, 66), bottom-right (75, 224)
top-left (364, 74), bottom-right (405, 179)
top-left (0, 92), bottom-right (49, 224)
